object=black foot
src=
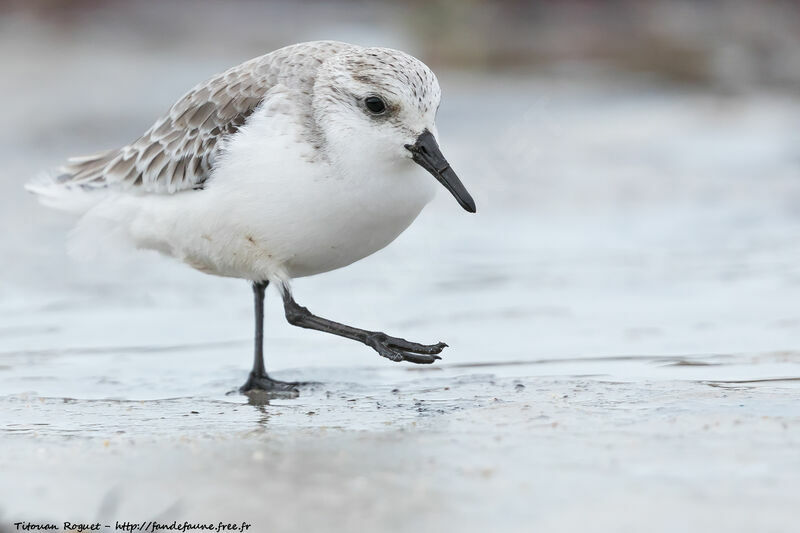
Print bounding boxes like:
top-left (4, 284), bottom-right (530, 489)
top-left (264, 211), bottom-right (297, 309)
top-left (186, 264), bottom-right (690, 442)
top-left (365, 333), bottom-right (448, 364)
top-left (240, 372), bottom-right (300, 395)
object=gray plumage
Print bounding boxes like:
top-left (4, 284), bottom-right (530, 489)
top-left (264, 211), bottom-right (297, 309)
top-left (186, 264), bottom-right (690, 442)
top-left (59, 41), bottom-right (351, 194)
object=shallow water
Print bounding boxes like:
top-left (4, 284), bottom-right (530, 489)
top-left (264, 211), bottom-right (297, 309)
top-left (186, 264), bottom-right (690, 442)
top-left (2, 11), bottom-right (800, 533)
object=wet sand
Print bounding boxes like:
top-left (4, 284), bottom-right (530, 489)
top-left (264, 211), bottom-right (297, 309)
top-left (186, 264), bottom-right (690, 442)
top-left (2, 361), bottom-right (799, 532)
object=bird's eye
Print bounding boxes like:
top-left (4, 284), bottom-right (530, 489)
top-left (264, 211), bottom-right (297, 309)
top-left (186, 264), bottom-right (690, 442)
top-left (364, 96), bottom-right (387, 115)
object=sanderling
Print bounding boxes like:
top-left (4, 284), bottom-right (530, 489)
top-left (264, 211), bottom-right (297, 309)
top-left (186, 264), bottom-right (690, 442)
top-left (27, 40), bottom-right (475, 393)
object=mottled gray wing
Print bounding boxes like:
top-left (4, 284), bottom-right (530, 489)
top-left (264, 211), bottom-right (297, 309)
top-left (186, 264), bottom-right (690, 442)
top-left (59, 41), bottom-right (350, 194)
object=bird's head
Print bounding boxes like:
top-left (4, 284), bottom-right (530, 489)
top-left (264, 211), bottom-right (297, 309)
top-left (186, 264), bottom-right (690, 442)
top-left (312, 46), bottom-right (476, 213)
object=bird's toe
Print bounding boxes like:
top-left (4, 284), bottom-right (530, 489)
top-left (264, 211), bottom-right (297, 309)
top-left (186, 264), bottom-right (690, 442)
top-left (240, 373), bottom-right (301, 396)
top-left (385, 336), bottom-right (449, 355)
top-left (400, 352), bottom-right (441, 364)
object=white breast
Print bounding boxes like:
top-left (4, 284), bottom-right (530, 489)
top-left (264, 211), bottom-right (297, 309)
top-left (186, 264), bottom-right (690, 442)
top-left (126, 91), bottom-right (436, 283)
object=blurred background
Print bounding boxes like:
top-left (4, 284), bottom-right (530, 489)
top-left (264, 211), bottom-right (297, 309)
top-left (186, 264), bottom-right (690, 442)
top-left (1, 1), bottom-right (799, 532)
top-left (3, 0), bottom-right (800, 364)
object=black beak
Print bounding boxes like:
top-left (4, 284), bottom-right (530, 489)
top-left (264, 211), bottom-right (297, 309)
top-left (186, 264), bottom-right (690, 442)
top-left (405, 129), bottom-right (476, 213)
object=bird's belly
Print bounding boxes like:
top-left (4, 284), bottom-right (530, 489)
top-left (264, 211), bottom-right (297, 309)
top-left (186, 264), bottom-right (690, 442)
top-left (280, 177), bottom-right (434, 277)
top-left (153, 166), bottom-right (437, 281)
top-left (283, 199), bottom-right (424, 278)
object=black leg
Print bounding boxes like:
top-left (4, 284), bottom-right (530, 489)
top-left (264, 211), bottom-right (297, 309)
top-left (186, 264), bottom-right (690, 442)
top-left (280, 287), bottom-right (447, 364)
top-left (240, 281), bottom-right (299, 393)
top-left (251, 280), bottom-right (268, 376)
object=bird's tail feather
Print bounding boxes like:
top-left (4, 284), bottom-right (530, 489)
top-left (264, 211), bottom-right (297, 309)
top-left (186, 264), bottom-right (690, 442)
top-left (25, 151), bottom-right (116, 214)
top-left (25, 173), bottom-right (105, 214)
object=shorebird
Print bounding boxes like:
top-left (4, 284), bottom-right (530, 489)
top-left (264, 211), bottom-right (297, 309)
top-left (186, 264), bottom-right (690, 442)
top-left (27, 41), bottom-right (475, 393)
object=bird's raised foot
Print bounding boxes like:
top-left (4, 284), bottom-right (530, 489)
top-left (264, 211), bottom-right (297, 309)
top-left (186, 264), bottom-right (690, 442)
top-left (240, 372), bottom-right (301, 397)
top-left (365, 333), bottom-right (447, 364)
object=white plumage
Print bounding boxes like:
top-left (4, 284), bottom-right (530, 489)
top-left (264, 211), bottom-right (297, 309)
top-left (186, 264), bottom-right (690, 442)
top-left (28, 41), bottom-right (455, 285)
top-left (28, 40), bottom-right (475, 391)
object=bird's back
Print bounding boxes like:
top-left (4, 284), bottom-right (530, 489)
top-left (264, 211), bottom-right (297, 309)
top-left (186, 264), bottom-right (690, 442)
top-left (27, 40), bottom-right (353, 205)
